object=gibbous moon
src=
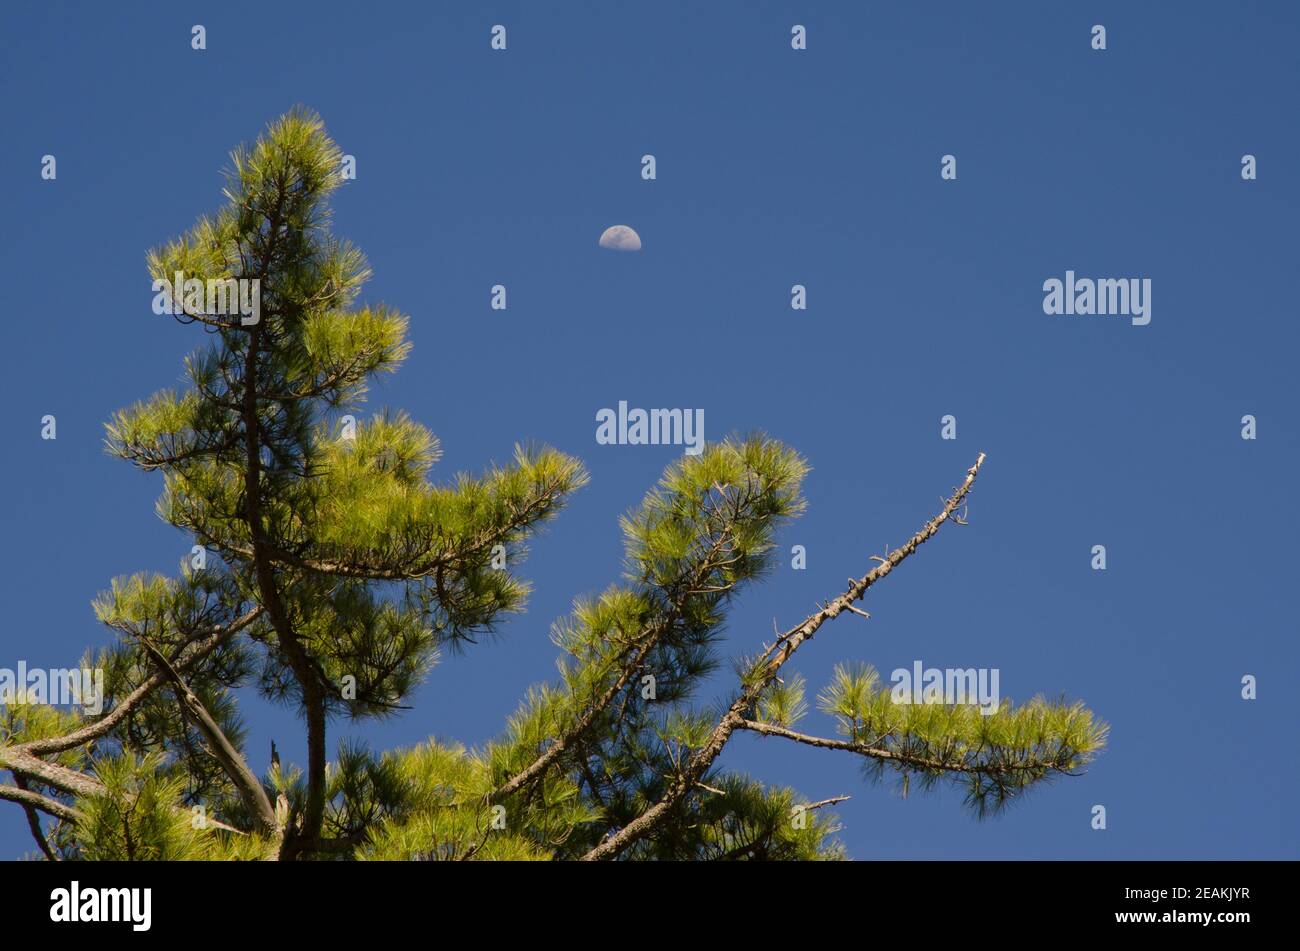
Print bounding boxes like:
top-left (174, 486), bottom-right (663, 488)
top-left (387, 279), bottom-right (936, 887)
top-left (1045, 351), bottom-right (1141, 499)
top-left (598, 225), bottom-right (642, 252)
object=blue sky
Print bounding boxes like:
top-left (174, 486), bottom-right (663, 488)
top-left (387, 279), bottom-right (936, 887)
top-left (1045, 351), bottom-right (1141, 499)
top-left (1, 1), bottom-right (1296, 859)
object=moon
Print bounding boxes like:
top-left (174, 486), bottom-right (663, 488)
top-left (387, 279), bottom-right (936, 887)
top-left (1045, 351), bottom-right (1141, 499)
top-left (598, 225), bottom-right (642, 252)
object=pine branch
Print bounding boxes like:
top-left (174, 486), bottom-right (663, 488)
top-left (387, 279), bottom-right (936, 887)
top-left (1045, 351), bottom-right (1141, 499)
top-left (234, 485), bottom-right (570, 582)
top-left (581, 453), bottom-right (987, 861)
top-left (0, 783), bottom-right (81, 824)
top-left (2, 743), bottom-right (251, 840)
top-left (11, 775), bottom-right (70, 856)
top-left (488, 459), bottom-right (785, 810)
top-left (489, 624), bottom-right (662, 803)
top-left (0, 745), bottom-right (108, 799)
top-left (489, 527), bottom-right (738, 803)
top-left (133, 633), bottom-right (280, 838)
top-left (17, 606), bottom-right (262, 757)
top-left (736, 719), bottom-right (1073, 776)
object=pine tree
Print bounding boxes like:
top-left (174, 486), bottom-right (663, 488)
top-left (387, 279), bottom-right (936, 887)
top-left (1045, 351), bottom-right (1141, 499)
top-left (0, 111), bottom-right (1106, 861)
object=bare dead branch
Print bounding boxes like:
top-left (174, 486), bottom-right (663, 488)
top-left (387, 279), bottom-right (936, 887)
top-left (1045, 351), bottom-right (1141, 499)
top-left (801, 795), bottom-right (851, 811)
